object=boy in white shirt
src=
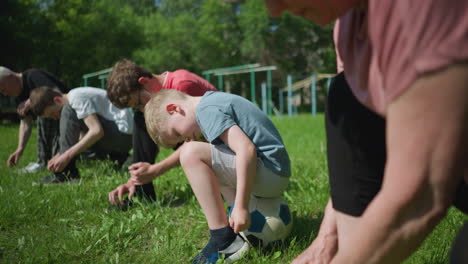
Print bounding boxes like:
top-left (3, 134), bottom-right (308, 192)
top-left (29, 86), bottom-right (133, 183)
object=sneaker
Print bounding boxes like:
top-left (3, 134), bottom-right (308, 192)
top-left (192, 235), bottom-right (250, 264)
top-left (18, 162), bottom-right (44, 174)
top-left (39, 170), bottom-right (80, 184)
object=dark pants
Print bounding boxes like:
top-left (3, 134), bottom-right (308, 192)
top-left (326, 72), bottom-right (386, 216)
top-left (132, 110), bottom-right (158, 201)
top-left (451, 221), bottom-right (468, 263)
top-left (60, 104), bottom-right (132, 174)
top-left (36, 116), bottom-right (60, 167)
top-left (326, 72), bottom-right (467, 260)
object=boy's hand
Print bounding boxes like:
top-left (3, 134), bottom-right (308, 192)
top-left (108, 180), bottom-right (136, 205)
top-left (229, 206), bottom-right (251, 233)
top-left (47, 153), bottom-right (71, 172)
top-left (128, 162), bottom-right (157, 185)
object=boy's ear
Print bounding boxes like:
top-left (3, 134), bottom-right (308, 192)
top-left (53, 96), bottom-right (62, 104)
top-left (138, 77), bottom-right (148, 85)
top-left (166, 104), bottom-right (177, 114)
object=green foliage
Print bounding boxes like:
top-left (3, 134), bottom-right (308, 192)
top-left (3, 0), bottom-right (336, 93)
top-left (237, 0), bottom-right (270, 60)
top-left (41, 0), bottom-right (144, 85)
top-left (133, 0), bottom-right (241, 74)
top-left (1, 0), bottom-right (52, 71)
top-left (0, 116), bottom-right (466, 263)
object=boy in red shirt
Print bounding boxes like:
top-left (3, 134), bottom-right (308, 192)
top-left (106, 59), bottom-right (217, 207)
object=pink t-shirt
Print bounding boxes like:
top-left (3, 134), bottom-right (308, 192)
top-left (335, 0), bottom-right (468, 116)
top-left (162, 69), bottom-right (217, 96)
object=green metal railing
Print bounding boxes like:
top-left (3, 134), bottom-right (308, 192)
top-left (82, 67), bottom-right (113, 88)
top-left (203, 64), bottom-right (277, 115)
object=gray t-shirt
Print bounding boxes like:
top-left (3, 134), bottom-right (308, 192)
top-left (196, 91), bottom-right (291, 177)
top-left (68, 87), bottom-right (133, 134)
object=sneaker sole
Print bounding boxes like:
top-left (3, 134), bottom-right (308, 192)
top-left (33, 178), bottom-right (81, 186)
top-left (224, 241), bottom-right (249, 263)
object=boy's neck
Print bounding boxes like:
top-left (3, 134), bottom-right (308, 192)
top-left (152, 73), bottom-right (167, 93)
top-left (61, 94), bottom-right (69, 105)
top-left (188, 96), bottom-right (202, 112)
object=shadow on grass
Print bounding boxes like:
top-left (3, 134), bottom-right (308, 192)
top-left (157, 194), bottom-right (189, 208)
top-left (290, 212), bottom-right (324, 243)
top-left (248, 211), bottom-right (324, 257)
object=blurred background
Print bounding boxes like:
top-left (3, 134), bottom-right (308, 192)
top-left (1, 0), bottom-right (336, 119)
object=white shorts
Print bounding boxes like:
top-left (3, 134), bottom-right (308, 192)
top-left (211, 144), bottom-right (289, 205)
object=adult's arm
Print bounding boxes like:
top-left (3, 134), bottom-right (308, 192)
top-left (7, 116), bottom-right (33, 167)
top-left (331, 64), bottom-right (468, 263)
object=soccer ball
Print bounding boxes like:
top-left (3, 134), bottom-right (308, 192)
top-left (229, 196), bottom-right (293, 248)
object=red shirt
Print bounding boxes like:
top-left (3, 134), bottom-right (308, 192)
top-left (335, 0), bottom-right (468, 116)
top-left (162, 69), bottom-right (217, 95)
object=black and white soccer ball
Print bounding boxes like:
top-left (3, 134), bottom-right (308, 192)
top-left (230, 196), bottom-right (293, 248)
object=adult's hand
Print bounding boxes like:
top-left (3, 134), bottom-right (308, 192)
top-left (292, 199), bottom-right (338, 264)
top-left (292, 233), bottom-right (338, 264)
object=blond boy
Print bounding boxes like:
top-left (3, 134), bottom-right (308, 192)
top-left (141, 89), bottom-right (291, 263)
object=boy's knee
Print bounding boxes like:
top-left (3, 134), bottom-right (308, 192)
top-left (179, 142), bottom-right (210, 167)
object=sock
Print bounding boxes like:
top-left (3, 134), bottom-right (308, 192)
top-left (210, 225), bottom-right (236, 246)
top-left (192, 225), bottom-right (237, 264)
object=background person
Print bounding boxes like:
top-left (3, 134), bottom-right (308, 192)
top-left (263, 0), bottom-right (468, 263)
top-left (29, 86), bottom-right (133, 183)
top-left (106, 59), bottom-right (217, 206)
top-left (0, 66), bottom-right (69, 173)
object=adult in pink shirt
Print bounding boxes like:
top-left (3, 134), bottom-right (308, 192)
top-left (265, 0), bottom-right (468, 263)
top-left (106, 59), bottom-right (217, 208)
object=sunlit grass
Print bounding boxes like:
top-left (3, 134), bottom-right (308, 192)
top-left (0, 115), bottom-right (465, 263)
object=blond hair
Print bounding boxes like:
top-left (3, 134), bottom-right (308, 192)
top-left (144, 89), bottom-right (190, 148)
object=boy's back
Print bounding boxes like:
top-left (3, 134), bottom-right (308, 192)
top-left (68, 87), bottom-right (133, 134)
top-left (195, 91), bottom-right (291, 177)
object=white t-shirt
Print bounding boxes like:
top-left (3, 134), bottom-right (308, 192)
top-left (68, 87), bottom-right (133, 134)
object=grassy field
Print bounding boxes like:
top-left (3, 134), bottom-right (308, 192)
top-left (0, 114), bottom-right (466, 264)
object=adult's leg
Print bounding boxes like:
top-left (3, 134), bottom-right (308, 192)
top-left (132, 110), bottom-right (157, 201)
top-left (36, 116), bottom-right (60, 167)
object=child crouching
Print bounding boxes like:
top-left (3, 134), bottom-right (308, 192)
top-left (144, 90), bottom-right (291, 264)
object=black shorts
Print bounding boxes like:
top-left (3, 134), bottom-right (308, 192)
top-left (325, 72), bottom-right (386, 217)
top-left (326, 72), bottom-right (468, 216)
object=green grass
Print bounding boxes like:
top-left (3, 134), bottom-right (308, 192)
top-left (0, 115), bottom-right (466, 263)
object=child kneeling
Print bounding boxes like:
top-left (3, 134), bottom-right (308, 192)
top-left (144, 90), bottom-right (291, 264)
